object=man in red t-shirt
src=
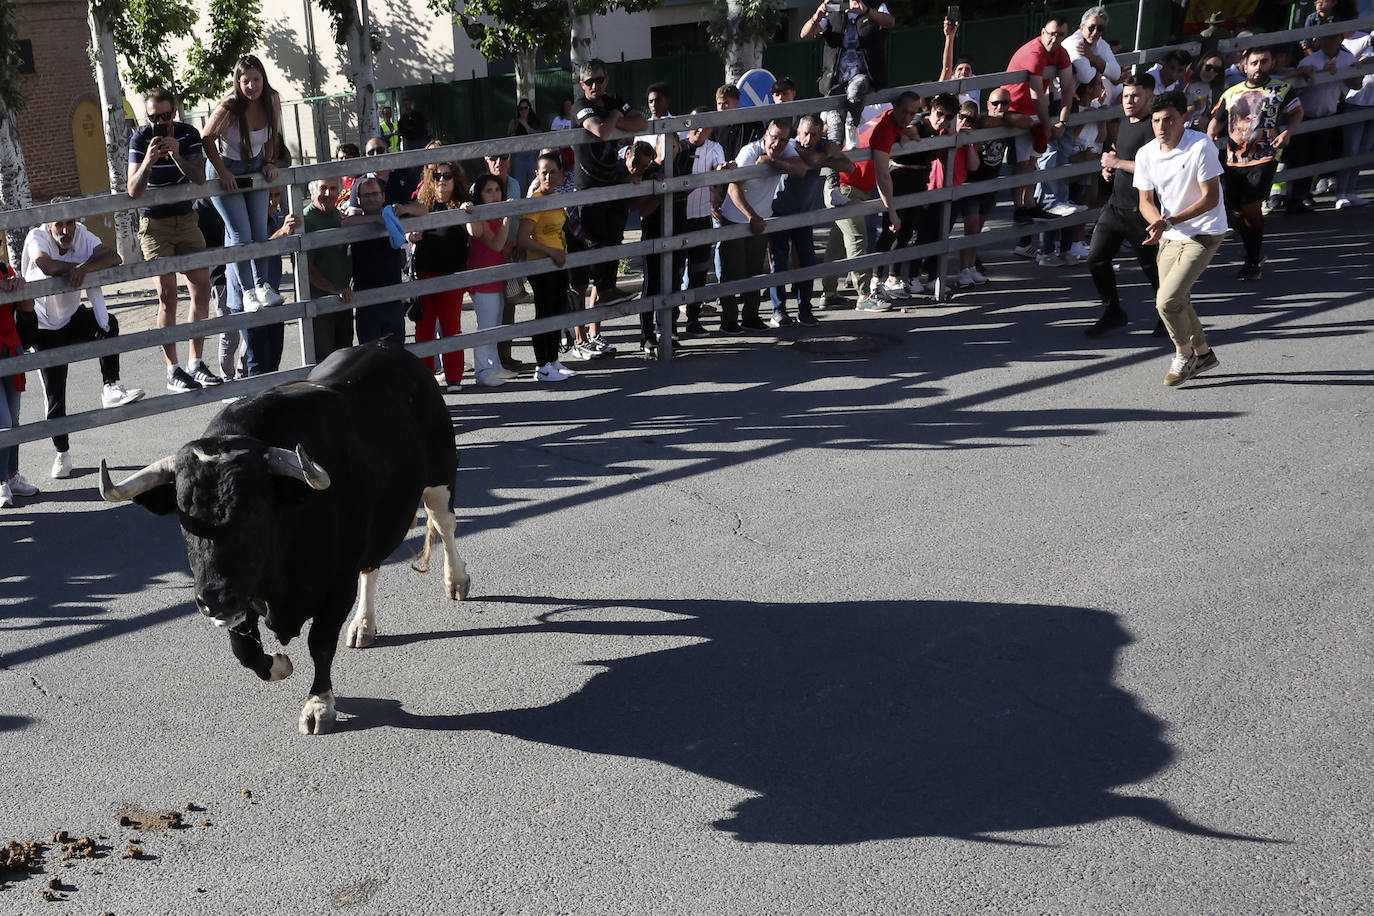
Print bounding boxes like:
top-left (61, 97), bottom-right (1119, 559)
top-left (1001, 17), bottom-right (1077, 218)
top-left (831, 91), bottom-right (923, 310)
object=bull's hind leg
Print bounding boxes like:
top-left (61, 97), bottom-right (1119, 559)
top-left (345, 569), bottom-right (379, 649)
top-left (229, 617), bottom-right (293, 682)
top-left (422, 484), bottom-right (470, 600)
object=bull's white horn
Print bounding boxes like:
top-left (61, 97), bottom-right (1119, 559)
top-left (265, 444), bottom-right (331, 491)
top-left (99, 457), bottom-right (176, 503)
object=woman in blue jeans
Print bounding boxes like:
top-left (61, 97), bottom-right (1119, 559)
top-left (202, 54), bottom-right (285, 313)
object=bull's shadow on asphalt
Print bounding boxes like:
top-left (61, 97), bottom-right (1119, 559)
top-left (338, 595), bottom-right (1270, 846)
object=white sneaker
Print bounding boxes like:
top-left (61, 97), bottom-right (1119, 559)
top-left (969, 267), bottom-right (990, 285)
top-left (475, 373), bottom-right (508, 387)
top-left (1066, 241), bottom-right (1091, 262)
top-left (102, 382), bottom-right (146, 408)
top-left (1334, 195), bottom-right (1368, 209)
top-left (1313, 177), bottom-right (1334, 195)
top-left (1037, 251), bottom-right (1067, 267)
top-left (240, 285), bottom-right (263, 313)
top-left (1047, 202), bottom-right (1087, 217)
top-left (956, 268), bottom-right (977, 289)
top-left (552, 361), bottom-right (578, 378)
top-left (882, 277), bottom-right (908, 299)
top-left (6, 472), bottom-right (38, 497)
top-left (0, 481), bottom-right (11, 508)
top-left (51, 451), bottom-right (72, 479)
top-left (257, 285), bottom-right (285, 307)
top-left (535, 362), bottom-right (576, 382)
top-left (1013, 242), bottom-right (1038, 259)
top-left (905, 277), bottom-right (932, 296)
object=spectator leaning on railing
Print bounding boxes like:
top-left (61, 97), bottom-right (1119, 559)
top-left (1290, 33), bottom-right (1359, 212)
top-left (301, 176), bottom-right (356, 363)
top-left (1002, 16), bottom-right (1076, 225)
top-left (0, 262), bottom-right (37, 508)
top-left (201, 55), bottom-right (288, 314)
top-left (20, 207), bottom-right (144, 480)
top-left (1335, 28), bottom-right (1374, 208)
top-left (672, 110), bottom-right (726, 337)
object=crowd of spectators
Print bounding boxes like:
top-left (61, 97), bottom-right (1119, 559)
top-left (2, 8), bottom-right (1373, 504)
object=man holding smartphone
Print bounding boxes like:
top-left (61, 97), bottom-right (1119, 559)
top-left (128, 86), bottom-right (222, 393)
top-left (801, 0), bottom-right (896, 147)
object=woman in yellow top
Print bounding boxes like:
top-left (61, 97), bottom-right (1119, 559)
top-left (518, 152), bottom-right (577, 382)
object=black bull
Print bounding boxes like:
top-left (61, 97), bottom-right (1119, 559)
top-left (99, 342), bottom-right (470, 734)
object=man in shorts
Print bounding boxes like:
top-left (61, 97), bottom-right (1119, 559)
top-left (1208, 46), bottom-right (1303, 280)
top-left (127, 86), bottom-right (222, 393)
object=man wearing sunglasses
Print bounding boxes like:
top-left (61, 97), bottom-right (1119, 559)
top-left (127, 86), bottom-right (223, 394)
top-left (1066, 8), bottom-right (1120, 100)
top-left (342, 137), bottom-right (423, 215)
top-left (572, 58), bottom-right (647, 312)
top-left (1001, 16), bottom-right (1078, 223)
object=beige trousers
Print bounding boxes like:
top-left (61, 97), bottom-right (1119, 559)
top-left (1156, 233), bottom-right (1223, 351)
top-left (822, 183), bottom-right (872, 296)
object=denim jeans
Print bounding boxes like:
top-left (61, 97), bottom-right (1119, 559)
top-left (225, 250), bottom-right (285, 375)
top-left (0, 375), bottom-right (19, 479)
top-left (1035, 133), bottom-right (1076, 209)
top-left (768, 224), bottom-right (817, 314)
top-left (470, 290), bottom-right (504, 382)
top-left (1335, 104), bottom-right (1374, 198)
top-left (207, 150), bottom-right (272, 296)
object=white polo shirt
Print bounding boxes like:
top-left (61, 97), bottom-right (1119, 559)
top-left (1134, 128), bottom-right (1228, 240)
top-left (720, 138), bottom-right (793, 224)
top-left (21, 223), bottom-right (102, 330)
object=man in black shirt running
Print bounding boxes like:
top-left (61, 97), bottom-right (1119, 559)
top-left (1085, 73), bottom-right (1162, 337)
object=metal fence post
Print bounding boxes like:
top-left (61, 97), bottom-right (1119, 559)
top-left (657, 129), bottom-right (675, 361)
top-left (288, 182), bottom-right (318, 367)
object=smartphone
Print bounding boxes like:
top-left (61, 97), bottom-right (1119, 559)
top-left (161, 120), bottom-right (174, 138)
top-left (947, 4), bottom-right (959, 24)
top-left (235, 176), bottom-right (254, 190)
top-left (825, 1), bottom-right (843, 13)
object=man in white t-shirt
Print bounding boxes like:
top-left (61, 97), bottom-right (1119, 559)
top-left (20, 206), bottom-right (145, 478)
top-left (1133, 91), bottom-right (1228, 387)
top-left (718, 118), bottom-right (806, 333)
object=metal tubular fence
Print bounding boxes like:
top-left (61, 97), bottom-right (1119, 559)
top-left (2, 16), bottom-right (1373, 450)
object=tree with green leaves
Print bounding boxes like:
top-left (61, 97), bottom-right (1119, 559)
top-left (312, 0), bottom-right (381, 141)
top-left (709, 0), bottom-right (785, 85)
top-left (0, 0), bottom-right (31, 260)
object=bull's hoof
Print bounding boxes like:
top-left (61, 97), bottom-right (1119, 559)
top-left (298, 692), bottom-right (336, 735)
top-left (448, 573), bottom-right (470, 601)
top-left (267, 653), bottom-right (294, 682)
top-left (345, 619), bottom-right (376, 649)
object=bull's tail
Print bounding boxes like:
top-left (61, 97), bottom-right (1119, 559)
top-left (411, 517), bottom-right (439, 574)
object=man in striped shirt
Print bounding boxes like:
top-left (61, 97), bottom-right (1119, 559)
top-left (128, 86), bottom-right (221, 393)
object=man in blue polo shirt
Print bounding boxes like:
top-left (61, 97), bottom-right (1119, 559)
top-left (128, 86), bottom-right (221, 393)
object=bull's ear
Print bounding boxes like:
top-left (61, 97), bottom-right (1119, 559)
top-left (131, 483), bottom-right (178, 516)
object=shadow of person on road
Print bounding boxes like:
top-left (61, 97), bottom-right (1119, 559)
top-left (336, 595), bottom-right (1275, 846)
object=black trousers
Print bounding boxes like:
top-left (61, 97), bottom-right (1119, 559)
top-left (1285, 126), bottom-right (1338, 208)
top-left (873, 168), bottom-right (926, 281)
top-left (580, 198), bottom-right (629, 294)
top-left (32, 306), bottom-right (121, 453)
top-left (1087, 205), bottom-right (1160, 310)
top-left (528, 267), bottom-right (570, 367)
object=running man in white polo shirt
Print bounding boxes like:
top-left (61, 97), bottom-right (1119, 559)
top-left (1133, 90), bottom-right (1229, 387)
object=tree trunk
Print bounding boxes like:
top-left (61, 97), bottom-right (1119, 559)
top-left (513, 45), bottom-right (537, 105)
top-left (568, 0), bottom-right (596, 92)
top-left (0, 98), bottom-right (33, 262)
top-left (88, 5), bottom-right (141, 265)
top-left (346, 0), bottom-right (379, 143)
top-left (722, 0), bottom-right (764, 86)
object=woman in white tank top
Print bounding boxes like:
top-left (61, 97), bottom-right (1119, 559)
top-left (202, 54), bottom-right (286, 312)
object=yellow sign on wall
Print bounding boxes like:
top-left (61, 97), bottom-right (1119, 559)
top-left (72, 99), bottom-right (116, 250)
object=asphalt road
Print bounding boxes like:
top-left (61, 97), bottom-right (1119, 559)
top-left (2, 209), bottom-right (1371, 915)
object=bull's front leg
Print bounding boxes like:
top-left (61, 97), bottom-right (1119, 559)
top-left (299, 609), bottom-right (345, 735)
top-left (228, 616), bottom-right (293, 682)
